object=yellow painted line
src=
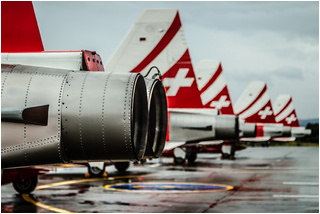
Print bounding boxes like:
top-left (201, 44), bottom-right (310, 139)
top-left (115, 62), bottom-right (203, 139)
top-left (24, 174), bottom-right (145, 213)
top-left (22, 194), bottom-right (73, 213)
top-left (103, 182), bottom-right (234, 193)
top-left (36, 174), bottom-right (140, 190)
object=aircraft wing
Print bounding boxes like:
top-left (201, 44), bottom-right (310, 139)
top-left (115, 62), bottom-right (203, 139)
top-left (163, 142), bottom-right (186, 151)
top-left (271, 137), bottom-right (296, 142)
top-left (239, 137), bottom-right (271, 142)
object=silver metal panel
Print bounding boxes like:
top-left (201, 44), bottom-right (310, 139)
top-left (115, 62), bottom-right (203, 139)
top-left (61, 72), bottom-right (149, 162)
top-left (169, 112), bottom-right (217, 142)
top-left (215, 115), bottom-right (239, 140)
top-left (169, 112), bottom-right (238, 142)
top-left (291, 127), bottom-right (311, 138)
top-left (239, 121), bottom-right (256, 138)
top-left (1, 52), bottom-right (83, 71)
top-left (2, 65), bottom-right (69, 168)
top-left (2, 64), bottom-right (151, 168)
top-left (282, 127), bottom-right (292, 137)
top-left (262, 124), bottom-right (283, 138)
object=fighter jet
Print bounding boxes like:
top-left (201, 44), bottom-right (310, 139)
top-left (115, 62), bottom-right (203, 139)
top-left (272, 94), bottom-right (311, 141)
top-left (1, 1), bottom-right (167, 193)
top-left (104, 9), bottom-right (256, 164)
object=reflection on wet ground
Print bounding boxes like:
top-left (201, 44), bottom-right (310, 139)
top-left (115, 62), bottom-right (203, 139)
top-left (1, 147), bottom-right (319, 213)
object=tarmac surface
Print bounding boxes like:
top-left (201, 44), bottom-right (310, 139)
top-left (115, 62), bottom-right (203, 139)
top-left (1, 146), bottom-right (319, 213)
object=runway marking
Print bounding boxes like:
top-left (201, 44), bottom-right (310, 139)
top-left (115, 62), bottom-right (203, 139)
top-left (104, 182), bottom-right (234, 193)
top-left (283, 182), bottom-right (319, 186)
top-left (149, 163), bottom-right (161, 168)
top-left (22, 194), bottom-right (73, 213)
top-left (273, 195), bottom-right (319, 198)
top-left (36, 174), bottom-right (140, 190)
top-left (25, 174), bottom-right (146, 213)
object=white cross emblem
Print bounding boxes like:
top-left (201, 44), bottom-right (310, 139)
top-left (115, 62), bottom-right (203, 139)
top-left (286, 114), bottom-right (297, 124)
top-left (258, 106), bottom-right (273, 119)
top-left (210, 95), bottom-right (230, 109)
top-left (162, 68), bottom-right (194, 96)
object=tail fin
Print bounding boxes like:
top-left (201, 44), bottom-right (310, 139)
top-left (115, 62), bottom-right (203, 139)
top-left (1, 1), bottom-right (44, 52)
top-left (105, 9), bottom-right (203, 109)
top-left (194, 60), bottom-right (234, 115)
top-left (234, 81), bottom-right (276, 123)
top-left (273, 95), bottom-right (300, 127)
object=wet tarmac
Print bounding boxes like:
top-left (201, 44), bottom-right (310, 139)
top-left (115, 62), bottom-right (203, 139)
top-left (1, 147), bottom-right (319, 213)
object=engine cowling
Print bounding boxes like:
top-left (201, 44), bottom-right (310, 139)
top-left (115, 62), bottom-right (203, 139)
top-left (1, 64), bottom-right (149, 168)
top-left (143, 78), bottom-right (167, 158)
top-left (168, 111), bottom-right (239, 142)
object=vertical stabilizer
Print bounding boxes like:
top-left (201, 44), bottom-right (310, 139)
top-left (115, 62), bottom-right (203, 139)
top-left (195, 60), bottom-right (234, 114)
top-left (1, 1), bottom-right (44, 52)
top-left (273, 95), bottom-right (300, 127)
top-left (105, 9), bottom-right (203, 109)
top-left (234, 81), bottom-right (276, 123)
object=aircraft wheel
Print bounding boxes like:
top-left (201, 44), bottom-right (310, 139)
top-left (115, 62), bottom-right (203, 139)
top-left (114, 162), bottom-right (130, 172)
top-left (88, 163), bottom-right (105, 177)
top-left (173, 157), bottom-right (186, 165)
top-left (13, 175), bottom-right (38, 194)
top-left (186, 147), bottom-right (197, 165)
top-left (187, 154), bottom-right (197, 165)
top-left (220, 153), bottom-right (230, 160)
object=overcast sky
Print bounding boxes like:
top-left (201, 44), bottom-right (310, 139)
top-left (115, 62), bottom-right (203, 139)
top-left (33, 1), bottom-right (319, 119)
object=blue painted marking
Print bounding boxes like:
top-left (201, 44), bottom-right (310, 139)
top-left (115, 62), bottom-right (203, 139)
top-left (106, 183), bottom-right (232, 192)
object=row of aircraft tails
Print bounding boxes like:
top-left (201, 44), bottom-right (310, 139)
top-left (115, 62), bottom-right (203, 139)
top-left (1, 2), bottom-right (311, 194)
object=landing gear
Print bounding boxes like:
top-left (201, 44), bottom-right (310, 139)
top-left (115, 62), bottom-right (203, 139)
top-left (173, 156), bottom-right (186, 165)
top-left (220, 142), bottom-right (235, 160)
top-left (186, 146), bottom-right (197, 165)
top-left (13, 175), bottom-right (38, 194)
top-left (173, 148), bottom-right (186, 165)
top-left (114, 162), bottom-right (130, 172)
top-left (87, 162), bottom-right (106, 177)
top-left (173, 147), bottom-right (198, 165)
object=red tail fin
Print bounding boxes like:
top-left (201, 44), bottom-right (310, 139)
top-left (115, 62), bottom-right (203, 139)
top-left (1, 1), bottom-right (44, 52)
top-left (234, 81), bottom-right (276, 124)
top-left (104, 9), bottom-right (203, 109)
top-left (195, 60), bottom-right (234, 114)
top-left (273, 95), bottom-right (300, 127)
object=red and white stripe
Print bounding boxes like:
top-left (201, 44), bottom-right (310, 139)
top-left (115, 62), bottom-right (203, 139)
top-left (104, 9), bottom-right (203, 109)
top-left (194, 60), bottom-right (234, 114)
top-left (273, 95), bottom-right (300, 127)
top-left (234, 81), bottom-right (276, 123)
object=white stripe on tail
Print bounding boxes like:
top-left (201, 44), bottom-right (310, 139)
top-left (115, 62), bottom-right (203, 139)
top-left (104, 9), bottom-right (203, 109)
top-left (273, 95), bottom-right (300, 127)
top-left (234, 81), bottom-right (276, 123)
top-left (194, 60), bottom-right (234, 115)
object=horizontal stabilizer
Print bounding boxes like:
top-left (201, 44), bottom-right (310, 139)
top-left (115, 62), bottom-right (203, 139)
top-left (1, 105), bottom-right (49, 126)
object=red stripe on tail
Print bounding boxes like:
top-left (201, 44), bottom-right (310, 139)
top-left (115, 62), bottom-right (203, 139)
top-left (237, 85), bottom-right (267, 116)
top-left (274, 97), bottom-right (292, 117)
top-left (200, 63), bottom-right (223, 94)
top-left (130, 12), bottom-right (181, 73)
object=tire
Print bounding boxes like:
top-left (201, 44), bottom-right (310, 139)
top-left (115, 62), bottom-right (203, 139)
top-left (220, 153), bottom-right (230, 160)
top-left (88, 164), bottom-right (105, 177)
top-left (114, 162), bottom-right (130, 172)
top-left (186, 146), bottom-right (197, 165)
top-left (187, 155), bottom-right (197, 164)
top-left (173, 157), bottom-right (186, 165)
top-left (13, 176), bottom-right (38, 194)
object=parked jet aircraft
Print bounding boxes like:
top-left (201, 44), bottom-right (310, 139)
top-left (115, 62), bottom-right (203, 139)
top-left (194, 60), bottom-right (310, 144)
top-left (273, 94), bottom-right (311, 140)
top-left (1, 1), bottom-right (167, 193)
top-left (104, 9), bottom-right (256, 164)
